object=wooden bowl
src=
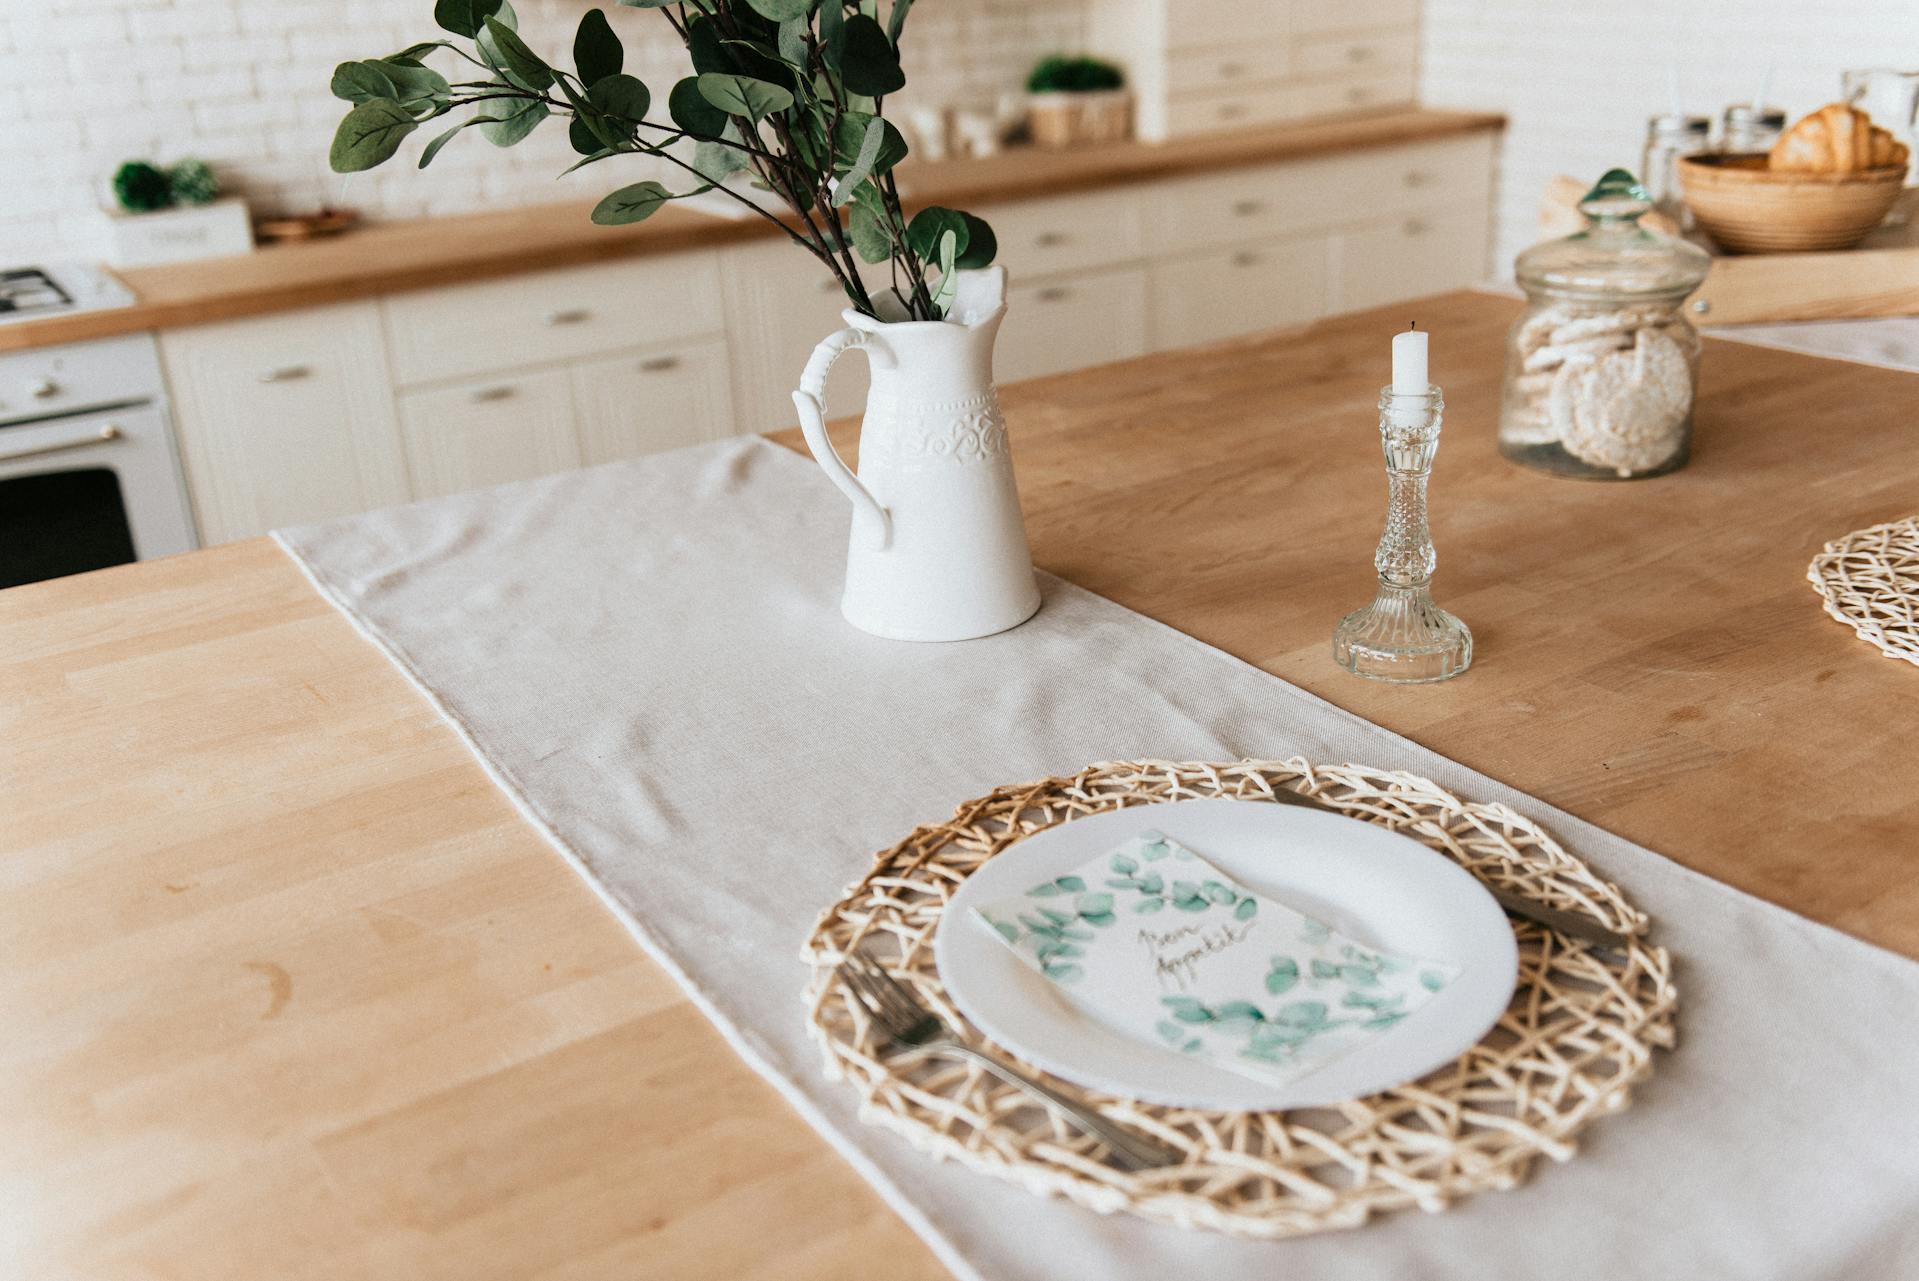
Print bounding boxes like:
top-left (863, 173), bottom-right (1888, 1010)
top-left (1678, 154), bottom-right (1905, 253)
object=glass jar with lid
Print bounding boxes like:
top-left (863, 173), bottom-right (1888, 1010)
top-left (1500, 169), bottom-right (1713, 480)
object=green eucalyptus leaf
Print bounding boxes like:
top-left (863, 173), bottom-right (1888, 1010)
top-left (668, 76), bottom-right (729, 137)
top-left (747, 0), bottom-right (814, 18)
top-left (776, 16), bottom-right (810, 67)
top-left (481, 97), bottom-right (547, 147)
top-left (693, 137), bottom-right (749, 181)
top-left (930, 227), bottom-right (959, 316)
top-left (886, 0), bottom-right (914, 44)
top-left (573, 8), bottom-right (623, 86)
top-left (329, 99), bottom-right (418, 172)
top-left (418, 115), bottom-right (500, 167)
top-left (838, 14), bottom-right (903, 96)
top-left (434, 0), bottom-right (503, 37)
top-left (697, 72), bottom-right (793, 120)
top-left (591, 180), bottom-right (672, 225)
top-left (588, 73), bottom-right (649, 126)
top-left (905, 205), bottom-right (968, 262)
top-left (481, 15), bottom-right (553, 90)
top-left (331, 61), bottom-right (398, 104)
top-left (848, 191), bottom-right (893, 262)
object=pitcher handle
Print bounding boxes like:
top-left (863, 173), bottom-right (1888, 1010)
top-left (792, 328), bottom-right (891, 551)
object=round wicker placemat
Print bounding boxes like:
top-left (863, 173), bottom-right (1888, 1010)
top-left (1808, 516), bottom-right (1919, 667)
top-left (801, 759), bottom-right (1678, 1239)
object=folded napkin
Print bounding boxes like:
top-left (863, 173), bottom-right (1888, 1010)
top-left (975, 830), bottom-right (1460, 1087)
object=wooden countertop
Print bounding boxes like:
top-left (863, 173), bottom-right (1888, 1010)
top-left (0, 108), bottom-right (1502, 353)
top-left (9, 290), bottom-right (1915, 1278)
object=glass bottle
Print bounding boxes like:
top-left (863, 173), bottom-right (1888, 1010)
top-left (1641, 113), bottom-right (1711, 225)
top-left (1499, 170), bottom-right (1712, 480)
top-left (1720, 103), bottom-right (1786, 154)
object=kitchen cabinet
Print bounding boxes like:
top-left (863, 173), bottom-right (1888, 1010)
top-left (571, 338), bottom-right (735, 465)
top-left (396, 367), bottom-right (580, 500)
top-left (158, 301), bottom-right (410, 543)
top-left (158, 126), bottom-right (1496, 542)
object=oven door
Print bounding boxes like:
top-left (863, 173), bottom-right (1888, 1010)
top-left (0, 403), bottom-right (199, 588)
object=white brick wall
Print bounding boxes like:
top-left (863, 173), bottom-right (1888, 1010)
top-left (5, 0), bottom-right (1087, 263)
top-left (1420, 0), bottom-right (1919, 274)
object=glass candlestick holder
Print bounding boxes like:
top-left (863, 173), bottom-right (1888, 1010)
top-left (1333, 385), bottom-right (1473, 683)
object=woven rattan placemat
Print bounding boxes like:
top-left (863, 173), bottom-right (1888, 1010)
top-left (1808, 516), bottom-right (1919, 667)
top-left (802, 759), bottom-right (1677, 1240)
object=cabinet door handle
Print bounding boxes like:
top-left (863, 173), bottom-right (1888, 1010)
top-left (1232, 198), bottom-right (1265, 217)
top-left (1403, 217), bottom-right (1432, 236)
top-left (543, 307), bottom-right (591, 326)
top-left (469, 385), bottom-right (515, 403)
top-left (1035, 231), bottom-right (1070, 247)
top-left (0, 423), bottom-right (121, 463)
top-left (258, 364), bottom-right (310, 383)
top-left (1035, 286), bottom-right (1073, 303)
top-left (638, 355), bottom-right (682, 372)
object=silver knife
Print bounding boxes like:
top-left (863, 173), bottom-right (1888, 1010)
top-left (1266, 786), bottom-right (1635, 953)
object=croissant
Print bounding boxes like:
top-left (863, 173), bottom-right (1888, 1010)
top-left (1769, 102), bottom-right (1911, 173)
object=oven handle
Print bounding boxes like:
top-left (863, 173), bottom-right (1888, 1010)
top-left (0, 422), bottom-right (123, 464)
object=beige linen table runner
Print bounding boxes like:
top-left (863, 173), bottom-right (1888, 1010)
top-left (277, 438), bottom-right (1919, 1281)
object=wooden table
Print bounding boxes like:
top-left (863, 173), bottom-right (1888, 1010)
top-left (6, 292), bottom-right (1917, 1279)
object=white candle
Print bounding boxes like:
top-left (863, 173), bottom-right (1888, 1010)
top-left (1391, 325), bottom-right (1428, 395)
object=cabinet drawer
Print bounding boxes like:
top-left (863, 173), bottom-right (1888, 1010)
top-left (1335, 203), bottom-right (1491, 313)
top-left (159, 302), bottom-right (409, 543)
top-left (1167, 0), bottom-right (1289, 48)
top-left (1290, 68), bottom-right (1417, 119)
top-left (1294, 0), bottom-right (1416, 34)
top-left (997, 267), bottom-right (1148, 384)
top-left (383, 251), bottom-right (725, 387)
top-left (396, 368), bottom-right (581, 500)
top-left (1165, 38), bottom-right (1290, 96)
top-left (1150, 236), bottom-right (1328, 351)
top-left (571, 338), bottom-right (736, 465)
top-left (972, 187), bottom-right (1145, 281)
top-left (1162, 85), bottom-right (1299, 138)
top-left (1293, 29), bottom-right (1417, 78)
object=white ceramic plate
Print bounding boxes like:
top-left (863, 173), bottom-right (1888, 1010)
top-left (935, 798), bottom-right (1518, 1111)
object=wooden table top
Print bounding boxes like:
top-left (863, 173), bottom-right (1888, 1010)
top-left (6, 291), bottom-right (1917, 1279)
top-left (0, 108), bottom-right (1502, 353)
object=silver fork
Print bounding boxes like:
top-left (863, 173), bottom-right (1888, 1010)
top-left (837, 951), bottom-right (1183, 1171)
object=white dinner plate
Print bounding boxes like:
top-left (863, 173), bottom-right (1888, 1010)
top-left (934, 798), bottom-right (1519, 1111)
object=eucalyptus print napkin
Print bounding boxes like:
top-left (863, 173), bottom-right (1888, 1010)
top-left (975, 830), bottom-right (1460, 1086)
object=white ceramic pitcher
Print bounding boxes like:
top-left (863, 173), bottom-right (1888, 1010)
top-left (791, 267), bottom-right (1041, 642)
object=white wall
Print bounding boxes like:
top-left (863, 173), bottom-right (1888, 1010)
top-left (2, 0), bottom-right (1085, 264)
top-left (1420, 0), bottom-right (1919, 275)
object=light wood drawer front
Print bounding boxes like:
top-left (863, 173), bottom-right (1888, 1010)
top-left (397, 368), bottom-right (581, 500)
top-left (159, 302), bottom-right (409, 544)
top-left (1167, 0), bottom-right (1290, 47)
top-left (972, 187), bottom-right (1145, 280)
top-left (1166, 39), bottom-right (1291, 96)
top-left (570, 339), bottom-right (736, 465)
top-left (1335, 203), bottom-right (1490, 313)
top-left (1294, 0), bottom-right (1417, 34)
top-left (1290, 68), bottom-right (1417, 119)
top-left (998, 268), bottom-right (1148, 384)
top-left (1150, 237), bottom-right (1329, 351)
top-left (1293, 29), bottom-right (1417, 77)
top-left (1162, 86), bottom-right (1299, 138)
top-left (383, 252), bottom-right (725, 387)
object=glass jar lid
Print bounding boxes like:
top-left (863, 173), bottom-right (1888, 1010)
top-left (1515, 169), bottom-right (1713, 301)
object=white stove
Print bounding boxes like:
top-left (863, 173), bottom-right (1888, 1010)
top-left (0, 262), bottom-right (136, 324)
top-left (0, 263), bottom-right (197, 588)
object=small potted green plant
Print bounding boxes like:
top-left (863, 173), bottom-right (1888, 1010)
top-left (1024, 55), bottom-right (1130, 149)
top-left (100, 158), bottom-right (253, 267)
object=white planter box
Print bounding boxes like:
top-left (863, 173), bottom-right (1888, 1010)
top-left (100, 198), bottom-right (254, 268)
